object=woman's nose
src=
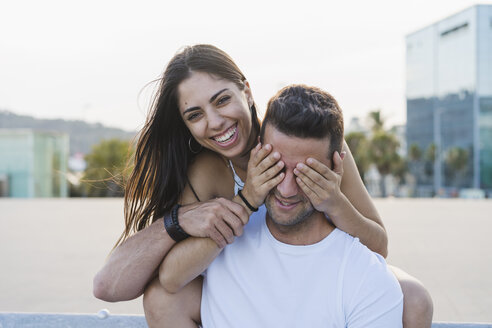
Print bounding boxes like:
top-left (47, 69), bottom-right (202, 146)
top-left (207, 109), bottom-right (226, 131)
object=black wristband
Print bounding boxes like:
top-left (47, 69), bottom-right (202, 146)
top-left (163, 204), bottom-right (189, 242)
top-left (238, 189), bottom-right (258, 212)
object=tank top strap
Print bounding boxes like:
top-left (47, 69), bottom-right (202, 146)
top-left (228, 160), bottom-right (244, 196)
top-left (188, 181), bottom-right (201, 202)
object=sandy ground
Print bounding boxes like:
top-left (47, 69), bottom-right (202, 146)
top-left (0, 198), bottom-right (491, 322)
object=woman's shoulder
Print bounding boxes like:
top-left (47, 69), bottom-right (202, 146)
top-left (187, 150), bottom-right (234, 199)
top-left (189, 149), bottom-right (228, 174)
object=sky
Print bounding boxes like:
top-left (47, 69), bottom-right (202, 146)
top-left (1, 0), bottom-right (489, 132)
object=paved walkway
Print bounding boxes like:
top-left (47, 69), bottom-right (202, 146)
top-left (0, 198), bottom-right (491, 322)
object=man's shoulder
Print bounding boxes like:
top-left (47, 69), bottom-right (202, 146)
top-left (339, 234), bottom-right (403, 322)
top-left (341, 234), bottom-right (397, 286)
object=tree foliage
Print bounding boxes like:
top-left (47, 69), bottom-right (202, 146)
top-left (367, 110), bottom-right (384, 132)
top-left (368, 130), bottom-right (401, 177)
top-left (443, 147), bottom-right (469, 187)
top-left (445, 147), bottom-right (468, 172)
top-left (365, 110), bottom-right (404, 196)
top-left (409, 144), bottom-right (422, 162)
top-left (345, 132), bottom-right (370, 181)
top-left (82, 138), bottom-right (133, 197)
top-left (425, 143), bottom-right (436, 163)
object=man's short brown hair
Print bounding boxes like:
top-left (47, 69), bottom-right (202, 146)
top-left (260, 84), bottom-right (344, 159)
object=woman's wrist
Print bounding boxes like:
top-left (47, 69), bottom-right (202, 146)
top-left (240, 186), bottom-right (262, 209)
top-left (238, 189), bottom-right (258, 212)
top-left (163, 204), bottom-right (190, 242)
top-left (323, 192), bottom-right (349, 226)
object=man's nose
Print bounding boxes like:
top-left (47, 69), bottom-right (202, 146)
top-left (276, 171), bottom-right (298, 199)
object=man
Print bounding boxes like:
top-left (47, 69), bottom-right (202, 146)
top-left (198, 84), bottom-right (403, 327)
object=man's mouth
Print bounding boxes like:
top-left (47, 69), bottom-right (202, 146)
top-left (275, 196), bottom-right (300, 210)
top-left (211, 123), bottom-right (238, 145)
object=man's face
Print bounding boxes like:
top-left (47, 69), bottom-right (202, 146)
top-left (263, 124), bottom-right (332, 228)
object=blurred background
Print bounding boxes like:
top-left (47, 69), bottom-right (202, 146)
top-left (1, 0), bottom-right (491, 198)
top-left (1, 0), bottom-right (491, 323)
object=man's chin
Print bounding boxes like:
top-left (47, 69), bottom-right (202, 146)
top-left (265, 201), bottom-right (314, 228)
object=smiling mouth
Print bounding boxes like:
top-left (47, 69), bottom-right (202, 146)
top-left (279, 200), bottom-right (294, 206)
top-left (275, 196), bottom-right (300, 209)
top-left (211, 123), bottom-right (237, 144)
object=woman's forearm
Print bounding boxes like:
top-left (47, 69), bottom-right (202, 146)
top-left (336, 140), bottom-right (388, 257)
top-left (93, 218), bottom-right (175, 302)
top-left (159, 194), bottom-right (253, 293)
top-left (159, 237), bottom-right (222, 293)
top-left (327, 192), bottom-right (388, 257)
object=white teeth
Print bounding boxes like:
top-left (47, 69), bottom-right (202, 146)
top-left (280, 201), bottom-right (291, 206)
top-left (214, 125), bottom-right (236, 143)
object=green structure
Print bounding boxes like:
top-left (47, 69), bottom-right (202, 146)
top-left (0, 129), bottom-right (69, 197)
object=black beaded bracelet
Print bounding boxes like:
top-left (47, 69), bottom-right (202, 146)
top-left (163, 204), bottom-right (189, 242)
top-left (238, 189), bottom-right (258, 212)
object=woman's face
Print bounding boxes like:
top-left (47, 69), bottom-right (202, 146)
top-left (177, 71), bottom-right (254, 159)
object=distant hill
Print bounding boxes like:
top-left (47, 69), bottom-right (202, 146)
top-left (0, 110), bottom-right (136, 155)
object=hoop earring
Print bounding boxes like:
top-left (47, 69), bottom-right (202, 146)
top-left (188, 137), bottom-right (202, 154)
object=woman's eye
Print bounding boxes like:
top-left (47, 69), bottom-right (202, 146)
top-left (187, 112), bottom-right (201, 121)
top-left (217, 95), bottom-right (231, 105)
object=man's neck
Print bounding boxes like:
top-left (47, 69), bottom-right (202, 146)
top-left (265, 211), bottom-right (335, 246)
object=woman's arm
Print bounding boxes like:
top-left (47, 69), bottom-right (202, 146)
top-left (294, 140), bottom-right (388, 257)
top-left (92, 151), bottom-right (249, 302)
top-left (337, 140), bottom-right (387, 256)
top-left (159, 196), bottom-right (253, 293)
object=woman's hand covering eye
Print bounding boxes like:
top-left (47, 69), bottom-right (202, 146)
top-left (241, 143), bottom-right (285, 209)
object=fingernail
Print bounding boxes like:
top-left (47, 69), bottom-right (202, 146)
top-left (306, 158), bottom-right (313, 164)
top-left (264, 144), bottom-right (271, 151)
top-left (294, 168), bottom-right (300, 175)
top-left (273, 152), bottom-right (280, 159)
top-left (340, 151), bottom-right (346, 159)
top-left (296, 163), bottom-right (305, 169)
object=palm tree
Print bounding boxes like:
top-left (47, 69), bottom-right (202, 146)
top-left (445, 147), bottom-right (468, 187)
top-left (408, 143), bottom-right (423, 185)
top-left (368, 110), bottom-right (385, 132)
top-left (364, 109), bottom-right (403, 196)
top-left (345, 131), bottom-right (370, 181)
top-left (368, 130), bottom-right (401, 197)
top-left (409, 144), bottom-right (422, 162)
top-left (425, 143), bottom-right (436, 163)
top-left (424, 143), bottom-right (436, 183)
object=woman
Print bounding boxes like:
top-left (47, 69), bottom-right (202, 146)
top-left (94, 45), bottom-right (432, 327)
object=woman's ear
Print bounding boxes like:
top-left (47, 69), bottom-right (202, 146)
top-left (243, 80), bottom-right (254, 107)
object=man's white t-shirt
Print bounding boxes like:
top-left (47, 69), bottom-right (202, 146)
top-left (201, 206), bottom-right (403, 328)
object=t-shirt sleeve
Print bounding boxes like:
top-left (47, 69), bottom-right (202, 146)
top-left (343, 241), bottom-right (403, 328)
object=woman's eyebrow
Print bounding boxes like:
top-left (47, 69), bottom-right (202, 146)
top-left (183, 106), bottom-right (200, 115)
top-left (209, 88), bottom-right (228, 103)
top-left (183, 88), bottom-right (229, 115)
